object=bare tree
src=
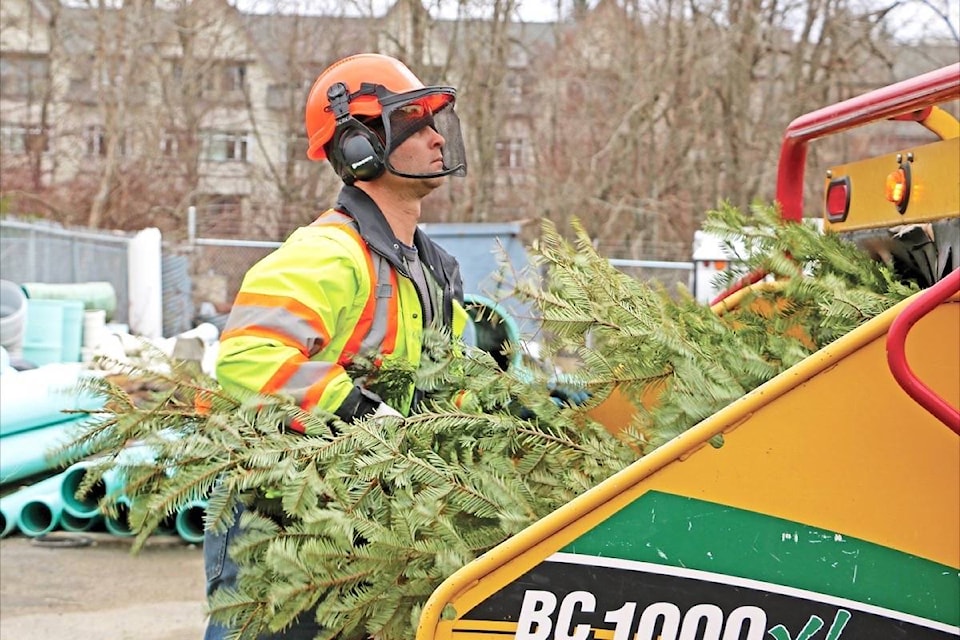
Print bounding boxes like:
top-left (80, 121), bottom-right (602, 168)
top-left (526, 0), bottom-right (908, 262)
top-left (3, 0), bottom-right (953, 252)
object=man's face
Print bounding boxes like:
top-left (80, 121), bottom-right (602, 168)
top-left (386, 117), bottom-right (448, 192)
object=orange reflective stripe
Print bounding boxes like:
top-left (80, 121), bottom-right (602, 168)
top-left (338, 226), bottom-right (377, 364)
top-left (302, 366), bottom-right (341, 411)
top-left (261, 353), bottom-right (303, 394)
top-left (289, 367), bottom-right (342, 434)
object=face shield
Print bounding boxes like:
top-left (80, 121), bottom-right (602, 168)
top-left (377, 87), bottom-right (468, 180)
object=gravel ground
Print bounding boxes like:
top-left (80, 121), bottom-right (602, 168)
top-left (0, 532), bottom-right (206, 640)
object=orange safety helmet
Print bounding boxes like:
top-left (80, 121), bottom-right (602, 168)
top-left (305, 54), bottom-right (425, 161)
top-left (304, 53), bottom-right (467, 182)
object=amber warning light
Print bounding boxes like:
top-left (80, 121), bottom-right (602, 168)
top-left (885, 164), bottom-right (911, 214)
top-left (825, 176), bottom-right (851, 222)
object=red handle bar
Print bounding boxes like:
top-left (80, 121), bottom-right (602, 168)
top-left (776, 63), bottom-right (960, 221)
top-left (886, 268), bottom-right (960, 434)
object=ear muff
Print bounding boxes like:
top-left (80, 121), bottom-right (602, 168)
top-left (327, 82), bottom-right (385, 183)
top-left (332, 122), bottom-right (385, 183)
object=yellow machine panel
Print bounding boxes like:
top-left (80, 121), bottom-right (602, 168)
top-left (417, 292), bottom-right (960, 639)
top-left (824, 136), bottom-right (960, 232)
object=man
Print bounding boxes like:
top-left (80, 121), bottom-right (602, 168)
top-left (203, 52), bottom-right (471, 639)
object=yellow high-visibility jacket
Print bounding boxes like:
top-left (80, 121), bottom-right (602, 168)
top-left (216, 186), bottom-right (469, 432)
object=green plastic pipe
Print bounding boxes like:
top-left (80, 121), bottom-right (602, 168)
top-left (60, 444), bottom-right (156, 519)
top-left (0, 472), bottom-right (65, 537)
top-left (59, 459), bottom-right (112, 519)
top-left (103, 496), bottom-right (134, 537)
top-left (1, 485), bottom-right (41, 537)
top-left (0, 416), bottom-right (93, 485)
top-left (175, 499), bottom-right (207, 544)
top-left (156, 512), bottom-right (177, 537)
top-left (124, 495), bottom-right (177, 537)
top-left (103, 494), bottom-right (177, 538)
top-left (59, 511), bottom-right (102, 533)
top-left (463, 293), bottom-right (523, 371)
top-left (0, 363), bottom-right (105, 437)
top-left (18, 488), bottom-right (63, 537)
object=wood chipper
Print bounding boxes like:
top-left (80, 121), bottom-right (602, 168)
top-left (415, 64), bottom-right (960, 639)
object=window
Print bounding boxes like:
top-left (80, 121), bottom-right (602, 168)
top-left (505, 74), bottom-right (524, 104)
top-left (222, 63), bottom-right (246, 92)
top-left (0, 124), bottom-right (48, 155)
top-left (201, 130), bottom-right (248, 162)
top-left (204, 62), bottom-right (247, 94)
top-left (0, 56), bottom-right (50, 100)
top-left (161, 131), bottom-right (182, 157)
top-left (203, 194), bottom-right (242, 217)
top-left (68, 77), bottom-right (92, 96)
top-left (85, 125), bottom-right (107, 156)
top-left (496, 138), bottom-right (526, 169)
top-left (84, 125), bottom-right (126, 157)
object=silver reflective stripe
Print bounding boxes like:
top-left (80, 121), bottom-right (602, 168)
top-left (276, 360), bottom-right (340, 403)
top-left (223, 300), bottom-right (327, 356)
top-left (360, 254), bottom-right (393, 352)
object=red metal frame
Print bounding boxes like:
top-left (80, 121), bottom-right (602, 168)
top-left (776, 63), bottom-right (960, 222)
top-left (713, 64), bottom-right (960, 306)
top-left (886, 269), bottom-right (960, 434)
top-left (709, 270), bottom-right (766, 306)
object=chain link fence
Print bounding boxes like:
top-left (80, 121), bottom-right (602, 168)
top-left (189, 241), bottom-right (278, 331)
top-left (0, 218), bottom-right (133, 324)
top-left (1, 218), bottom-right (198, 336)
top-left (2, 217), bottom-right (700, 341)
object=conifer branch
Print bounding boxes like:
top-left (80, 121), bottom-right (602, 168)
top-left (57, 202), bottom-right (919, 638)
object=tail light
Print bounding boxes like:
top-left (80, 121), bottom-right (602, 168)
top-left (825, 176), bottom-right (851, 222)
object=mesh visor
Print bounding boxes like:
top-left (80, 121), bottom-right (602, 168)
top-left (381, 88), bottom-right (467, 179)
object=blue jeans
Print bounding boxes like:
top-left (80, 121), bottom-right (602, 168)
top-left (203, 501), bottom-right (324, 640)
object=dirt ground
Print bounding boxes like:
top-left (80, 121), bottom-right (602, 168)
top-left (0, 532), bottom-right (207, 640)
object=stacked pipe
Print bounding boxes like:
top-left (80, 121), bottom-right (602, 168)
top-left (0, 364), bottom-right (100, 537)
top-left (0, 363), bottom-right (209, 542)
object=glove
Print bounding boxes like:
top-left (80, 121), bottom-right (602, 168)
top-left (335, 385), bottom-right (388, 423)
top-left (371, 402), bottom-right (403, 419)
top-left (548, 382), bottom-right (590, 407)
